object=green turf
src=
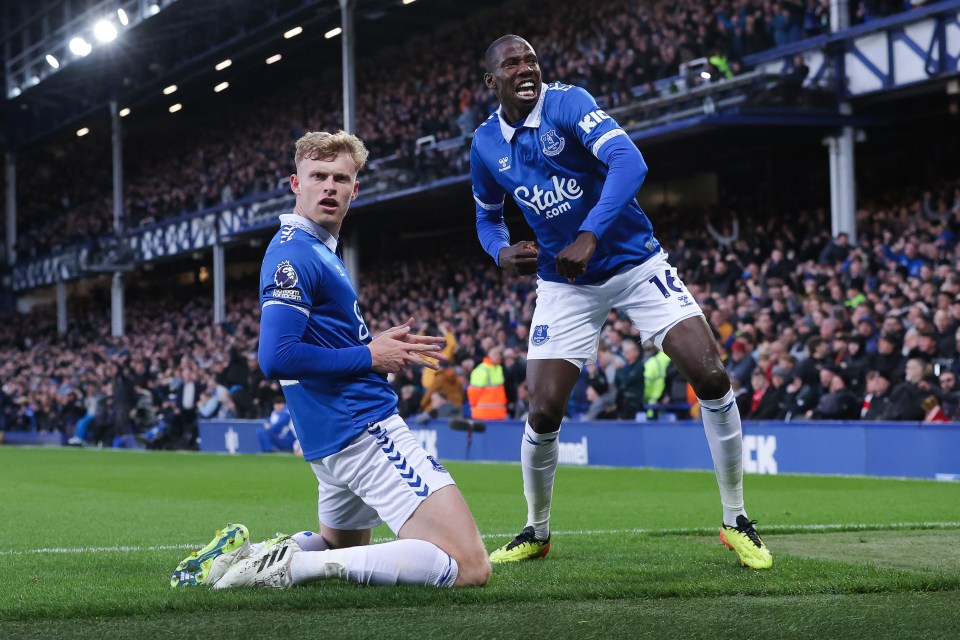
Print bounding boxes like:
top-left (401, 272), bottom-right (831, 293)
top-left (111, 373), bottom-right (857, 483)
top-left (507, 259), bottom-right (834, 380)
top-left (2, 447), bottom-right (959, 639)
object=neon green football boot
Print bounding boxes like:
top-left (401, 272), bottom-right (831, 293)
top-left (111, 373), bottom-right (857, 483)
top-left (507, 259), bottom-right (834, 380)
top-left (720, 515), bottom-right (773, 569)
top-left (170, 523), bottom-right (251, 587)
top-left (489, 526), bottom-right (551, 564)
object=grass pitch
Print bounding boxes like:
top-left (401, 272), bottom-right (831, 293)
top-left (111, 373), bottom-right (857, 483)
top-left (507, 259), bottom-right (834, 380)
top-left (2, 447), bottom-right (959, 639)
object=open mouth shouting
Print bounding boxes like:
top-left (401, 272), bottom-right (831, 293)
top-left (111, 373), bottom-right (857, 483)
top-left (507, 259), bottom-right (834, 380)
top-left (516, 80), bottom-right (538, 101)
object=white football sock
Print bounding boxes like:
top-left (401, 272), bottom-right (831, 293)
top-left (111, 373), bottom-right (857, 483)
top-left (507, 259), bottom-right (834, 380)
top-left (289, 539), bottom-right (458, 587)
top-left (521, 421), bottom-right (559, 540)
top-left (292, 531), bottom-right (330, 551)
top-left (699, 388), bottom-right (747, 527)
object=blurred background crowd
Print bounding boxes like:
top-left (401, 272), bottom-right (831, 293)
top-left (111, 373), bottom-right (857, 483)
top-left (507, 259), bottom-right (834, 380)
top-left (3, 165), bottom-right (959, 447)
top-left (11, 0), bottom-right (915, 259)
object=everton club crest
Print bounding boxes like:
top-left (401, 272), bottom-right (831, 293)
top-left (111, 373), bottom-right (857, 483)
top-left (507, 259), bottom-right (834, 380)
top-left (540, 129), bottom-right (565, 156)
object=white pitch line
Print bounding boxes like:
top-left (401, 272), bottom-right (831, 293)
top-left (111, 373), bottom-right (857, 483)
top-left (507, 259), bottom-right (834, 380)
top-left (3, 521), bottom-right (959, 557)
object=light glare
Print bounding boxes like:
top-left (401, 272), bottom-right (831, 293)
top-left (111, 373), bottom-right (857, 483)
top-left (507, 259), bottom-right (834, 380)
top-left (266, 54), bottom-right (282, 64)
top-left (119, 107), bottom-right (131, 117)
top-left (117, 8), bottom-right (129, 25)
top-left (325, 27), bottom-right (342, 39)
top-left (169, 103), bottom-right (182, 113)
top-left (69, 37), bottom-right (92, 56)
top-left (45, 55), bottom-right (60, 69)
top-left (215, 59), bottom-right (232, 71)
top-left (77, 127), bottom-right (90, 137)
top-left (163, 84), bottom-right (177, 95)
top-left (93, 20), bottom-right (118, 43)
top-left (284, 26), bottom-right (303, 39)
top-left (214, 82), bottom-right (229, 93)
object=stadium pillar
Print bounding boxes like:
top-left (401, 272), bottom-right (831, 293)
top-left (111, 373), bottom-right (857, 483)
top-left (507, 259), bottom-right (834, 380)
top-left (56, 282), bottom-right (67, 335)
top-left (4, 153), bottom-right (15, 267)
top-left (339, 0), bottom-right (357, 134)
top-left (338, 0), bottom-right (360, 284)
top-left (826, 3), bottom-right (856, 241)
top-left (110, 99), bottom-right (125, 337)
top-left (213, 243), bottom-right (225, 325)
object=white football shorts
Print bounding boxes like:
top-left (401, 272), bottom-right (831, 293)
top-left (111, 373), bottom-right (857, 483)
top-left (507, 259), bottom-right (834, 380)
top-left (528, 251), bottom-right (704, 367)
top-left (309, 414), bottom-right (456, 534)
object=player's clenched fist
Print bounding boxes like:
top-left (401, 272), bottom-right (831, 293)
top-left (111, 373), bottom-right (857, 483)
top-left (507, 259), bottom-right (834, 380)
top-left (555, 231), bottom-right (597, 283)
top-left (497, 241), bottom-right (539, 276)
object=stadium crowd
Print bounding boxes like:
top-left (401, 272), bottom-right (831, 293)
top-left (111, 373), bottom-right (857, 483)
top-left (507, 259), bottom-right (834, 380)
top-left (3, 168), bottom-right (959, 445)
top-left (12, 0), bottom-right (918, 259)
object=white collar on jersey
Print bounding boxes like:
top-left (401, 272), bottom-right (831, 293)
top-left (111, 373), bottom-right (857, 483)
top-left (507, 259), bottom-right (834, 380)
top-left (278, 213), bottom-right (338, 254)
top-left (497, 87), bottom-right (547, 142)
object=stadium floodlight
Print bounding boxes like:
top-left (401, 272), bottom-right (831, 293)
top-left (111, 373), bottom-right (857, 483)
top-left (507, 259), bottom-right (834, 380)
top-left (700, 71), bottom-right (711, 80)
top-left (29, 75), bottom-right (40, 86)
top-left (147, 4), bottom-right (160, 16)
top-left (284, 26), bottom-right (303, 39)
top-left (46, 55), bottom-right (60, 69)
top-left (77, 127), bottom-right (90, 137)
top-left (117, 9), bottom-right (129, 26)
top-left (214, 81), bottom-right (229, 93)
top-left (93, 20), bottom-right (118, 43)
top-left (69, 36), bottom-right (93, 56)
top-left (403, 0), bottom-right (416, 4)
top-left (8, 87), bottom-right (21, 98)
top-left (325, 27), bottom-right (342, 39)
top-left (215, 59), bottom-right (232, 71)
top-left (119, 107), bottom-right (131, 117)
top-left (163, 84), bottom-right (177, 95)
top-left (169, 103), bottom-right (182, 113)
top-left (266, 53), bottom-right (282, 64)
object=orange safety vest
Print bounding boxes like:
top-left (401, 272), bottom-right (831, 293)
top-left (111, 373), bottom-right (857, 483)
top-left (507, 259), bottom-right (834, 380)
top-left (467, 358), bottom-right (508, 420)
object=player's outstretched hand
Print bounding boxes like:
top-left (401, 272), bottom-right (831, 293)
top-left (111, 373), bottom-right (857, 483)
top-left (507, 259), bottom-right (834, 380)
top-left (369, 323), bottom-right (447, 374)
top-left (556, 231), bottom-right (598, 283)
top-left (498, 241), bottom-right (539, 276)
top-left (377, 318), bottom-right (447, 347)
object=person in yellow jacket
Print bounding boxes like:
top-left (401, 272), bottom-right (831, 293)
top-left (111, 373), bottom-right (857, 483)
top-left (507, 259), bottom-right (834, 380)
top-left (467, 346), bottom-right (508, 420)
top-left (421, 322), bottom-right (457, 391)
top-left (643, 346), bottom-right (671, 418)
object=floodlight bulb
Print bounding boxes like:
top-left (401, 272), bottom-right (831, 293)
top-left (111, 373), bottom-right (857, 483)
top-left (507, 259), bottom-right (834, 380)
top-left (93, 20), bottom-right (118, 43)
top-left (69, 37), bottom-right (92, 56)
top-left (46, 55), bottom-right (60, 69)
top-left (325, 27), bottom-right (342, 39)
top-left (119, 107), bottom-right (131, 117)
top-left (117, 9), bottom-right (129, 25)
top-left (169, 103), bottom-right (182, 113)
top-left (148, 4), bottom-right (160, 16)
top-left (701, 71), bottom-right (711, 80)
top-left (284, 26), bottom-right (303, 39)
top-left (77, 127), bottom-right (90, 137)
top-left (214, 82), bottom-right (229, 93)
top-left (163, 84), bottom-right (177, 95)
top-left (215, 59), bottom-right (232, 71)
top-left (266, 54), bottom-right (282, 65)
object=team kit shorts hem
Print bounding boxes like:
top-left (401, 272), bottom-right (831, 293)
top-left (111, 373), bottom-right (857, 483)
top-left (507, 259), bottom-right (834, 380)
top-left (527, 251), bottom-right (705, 366)
top-left (309, 414), bottom-right (456, 534)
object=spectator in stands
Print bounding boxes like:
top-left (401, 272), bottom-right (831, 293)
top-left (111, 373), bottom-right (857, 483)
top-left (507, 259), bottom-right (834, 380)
top-left (881, 358), bottom-right (929, 420)
top-left (726, 338), bottom-right (757, 392)
top-left (614, 340), bottom-right (645, 420)
top-left (642, 344), bottom-right (671, 417)
top-left (935, 370), bottom-right (960, 419)
top-left (258, 396), bottom-right (297, 453)
top-left (807, 366), bottom-right (860, 420)
top-left (467, 346), bottom-right (508, 421)
top-left (751, 365), bottom-right (790, 419)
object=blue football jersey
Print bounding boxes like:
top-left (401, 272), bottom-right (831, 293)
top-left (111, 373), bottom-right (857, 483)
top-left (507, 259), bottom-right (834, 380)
top-left (259, 214), bottom-right (397, 460)
top-left (471, 82), bottom-right (660, 285)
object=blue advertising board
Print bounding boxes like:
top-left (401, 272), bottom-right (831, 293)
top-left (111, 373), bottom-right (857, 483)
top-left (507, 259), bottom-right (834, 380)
top-left (198, 419), bottom-right (960, 481)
